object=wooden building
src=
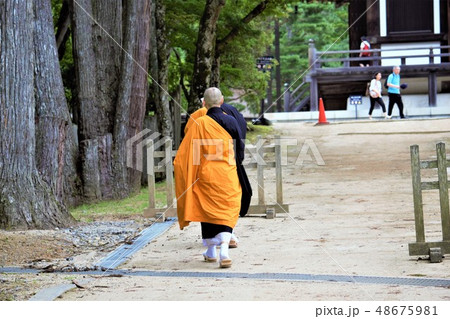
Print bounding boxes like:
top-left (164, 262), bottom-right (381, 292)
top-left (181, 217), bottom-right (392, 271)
top-left (295, 0), bottom-right (450, 112)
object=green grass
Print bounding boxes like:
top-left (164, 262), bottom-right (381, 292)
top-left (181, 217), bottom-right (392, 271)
top-left (70, 181), bottom-right (167, 222)
top-left (246, 123), bottom-right (275, 144)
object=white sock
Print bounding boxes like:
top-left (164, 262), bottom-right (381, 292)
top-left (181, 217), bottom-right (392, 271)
top-left (203, 238), bottom-right (219, 258)
top-left (215, 232), bottom-right (232, 260)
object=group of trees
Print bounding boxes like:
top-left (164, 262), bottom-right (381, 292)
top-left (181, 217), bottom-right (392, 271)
top-left (278, 1), bottom-right (348, 86)
top-left (0, 0), bottom-right (347, 229)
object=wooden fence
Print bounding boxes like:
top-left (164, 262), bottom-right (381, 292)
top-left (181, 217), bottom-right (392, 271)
top-left (143, 135), bottom-right (289, 221)
top-left (409, 142), bottom-right (450, 262)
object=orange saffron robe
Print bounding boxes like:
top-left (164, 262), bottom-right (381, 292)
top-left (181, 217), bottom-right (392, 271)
top-left (184, 107), bottom-right (207, 135)
top-left (174, 115), bottom-right (241, 230)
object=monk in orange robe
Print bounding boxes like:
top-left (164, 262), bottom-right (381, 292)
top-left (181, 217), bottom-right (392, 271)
top-left (183, 101), bottom-right (252, 250)
top-left (174, 87), bottom-right (242, 268)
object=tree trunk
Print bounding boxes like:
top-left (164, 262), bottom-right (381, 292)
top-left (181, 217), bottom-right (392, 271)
top-left (0, 0), bottom-right (73, 229)
top-left (188, 0), bottom-right (226, 113)
top-left (72, 0), bottom-right (102, 201)
top-left (112, 0), bottom-right (137, 198)
top-left (34, 0), bottom-right (73, 204)
top-left (155, 0), bottom-right (173, 138)
top-left (72, 0), bottom-right (151, 201)
top-left (210, 50), bottom-right (221, 88)
top-left (127, 0), bottom-right (151, 193)
top-left (147, 0), bottom-right (159, 116)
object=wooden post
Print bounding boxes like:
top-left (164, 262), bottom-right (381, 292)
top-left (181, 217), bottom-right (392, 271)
top-left (257, 135), bottom-right (265, 205)
top-left (372, 51), bottom-right (379, 66)
top-left (173, 86), bottom-right (181, 149)
top-left (284, 86), bottom-right (291, 112)
top-left (429, 47), bottom-right (435, 64)
top-left (275, 135), bottom-right (283, 205)
top-left (410, 144), bottom-right (425, 243)
top-left (274, 19), bottom-right (282, 112)
top-left (147, 139), bottom-right (156, 210)
top-left (436, 142), bottom-right (450, 241)
top-left (165, 138), bottom-right (174, 208)
top-left (428, 71), bottom-right (437, 107)
top-left (308, 39), bottom-right (318, 112)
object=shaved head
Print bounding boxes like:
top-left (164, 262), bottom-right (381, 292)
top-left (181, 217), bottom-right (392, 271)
top-left (203, 87), bottom-right (223, 109)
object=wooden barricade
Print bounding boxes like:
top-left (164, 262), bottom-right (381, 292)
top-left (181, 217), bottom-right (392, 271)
top-left (143, 138), bottom-right (177, 220)
top-left (143, 135), bottom-right (289, 221)
top-left (243, 135), bottom-right (289, 218)
top-left (409, 142), bottom-right (450, 262)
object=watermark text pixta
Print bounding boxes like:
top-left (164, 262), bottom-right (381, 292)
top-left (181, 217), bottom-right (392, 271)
top-left (126, 129), bottom-right (325, 172)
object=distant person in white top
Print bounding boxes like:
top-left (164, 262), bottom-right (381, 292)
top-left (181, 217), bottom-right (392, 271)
top-left (368, 72), bottom-right (387, 120)
top-left (359, 36), bottom-right (371, 67)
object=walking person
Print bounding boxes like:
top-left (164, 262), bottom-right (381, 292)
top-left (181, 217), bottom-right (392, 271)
top-left (368, 72), bottom-right (387, 120)
top-left (184, 100), bottom-right (252, 248)
top-left (174, 87), bottom-right (243, 268)
top-left (386, 65), bottom-right (407, 119)
top-left (359, 36), bottom-right (371, 67)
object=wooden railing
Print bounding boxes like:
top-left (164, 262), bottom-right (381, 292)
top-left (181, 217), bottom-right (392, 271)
top-left (303, 39), bottom-right (450, 110)
top-left (309, 41), bottom-right (450, 69)
top-left (143, 135), bottom-right (289, 221)
top-left (284, 80), bottom-right (310, 112)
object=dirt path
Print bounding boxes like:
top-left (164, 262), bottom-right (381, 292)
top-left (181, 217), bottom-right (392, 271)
top-left (58, 118), bottom-right (450, 301)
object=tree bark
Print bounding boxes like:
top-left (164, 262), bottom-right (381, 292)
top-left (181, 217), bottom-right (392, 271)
top-left (188, 0), bottom-right (226, 113)
top-left (72, 0), bottom-right (103, 201)
top-left (147, 0), bottom-right (159, 116)
top-left (112, 0), bottom-right (137, 198)
top-left (155, 0), bottom-right (173, 138)
top-left (72, 0), bottom-right (151, 201)
top-left (72, 0), bottom-right (98, 142)
top-left (0, 0), bottom-right (74, 229)
top-left (34, 0), bottom-right (73, 204)
top-left (128, 0), bottom-right (152, 193)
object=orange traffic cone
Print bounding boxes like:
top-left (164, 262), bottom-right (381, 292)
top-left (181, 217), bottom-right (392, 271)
top-left (316, 98), bottom-right (329, 125)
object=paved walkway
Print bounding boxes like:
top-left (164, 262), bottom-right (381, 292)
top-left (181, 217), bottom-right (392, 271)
top-left (9, 119), bottom-right (450, 303)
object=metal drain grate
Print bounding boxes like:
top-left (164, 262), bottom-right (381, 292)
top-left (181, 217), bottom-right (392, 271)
top-left (119, 271), bottom-right (450, 288)
top-left (2, 267), bottom-right (450, 288)
top-left (95, 218), bottom-right (176, 269)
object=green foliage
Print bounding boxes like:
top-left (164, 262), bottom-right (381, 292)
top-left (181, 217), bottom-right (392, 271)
top-left (278, 1), bottom-right (349, 86)
top-left (165, 0), bottom-right (293, 114)
top-left (51, 0), bottom-right (347, 118)
top-left (51, 0), bottom-right (63, 26)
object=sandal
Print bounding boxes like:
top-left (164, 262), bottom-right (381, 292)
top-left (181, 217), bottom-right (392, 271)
top-left (203, 253), bottom-right (217, 263)
top-left (219, 258), bottom-right (232, 268)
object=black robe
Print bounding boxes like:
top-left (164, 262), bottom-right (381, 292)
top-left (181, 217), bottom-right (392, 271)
top-left (208, 106), bottom-right (253, 217)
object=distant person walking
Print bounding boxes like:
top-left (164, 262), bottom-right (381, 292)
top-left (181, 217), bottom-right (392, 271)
top-left (368, 72), bottom-right (387, 119)
top-left (359, 36), bottom-right (371, 67)
top-left (386, 66), bottom-right (407, 119)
